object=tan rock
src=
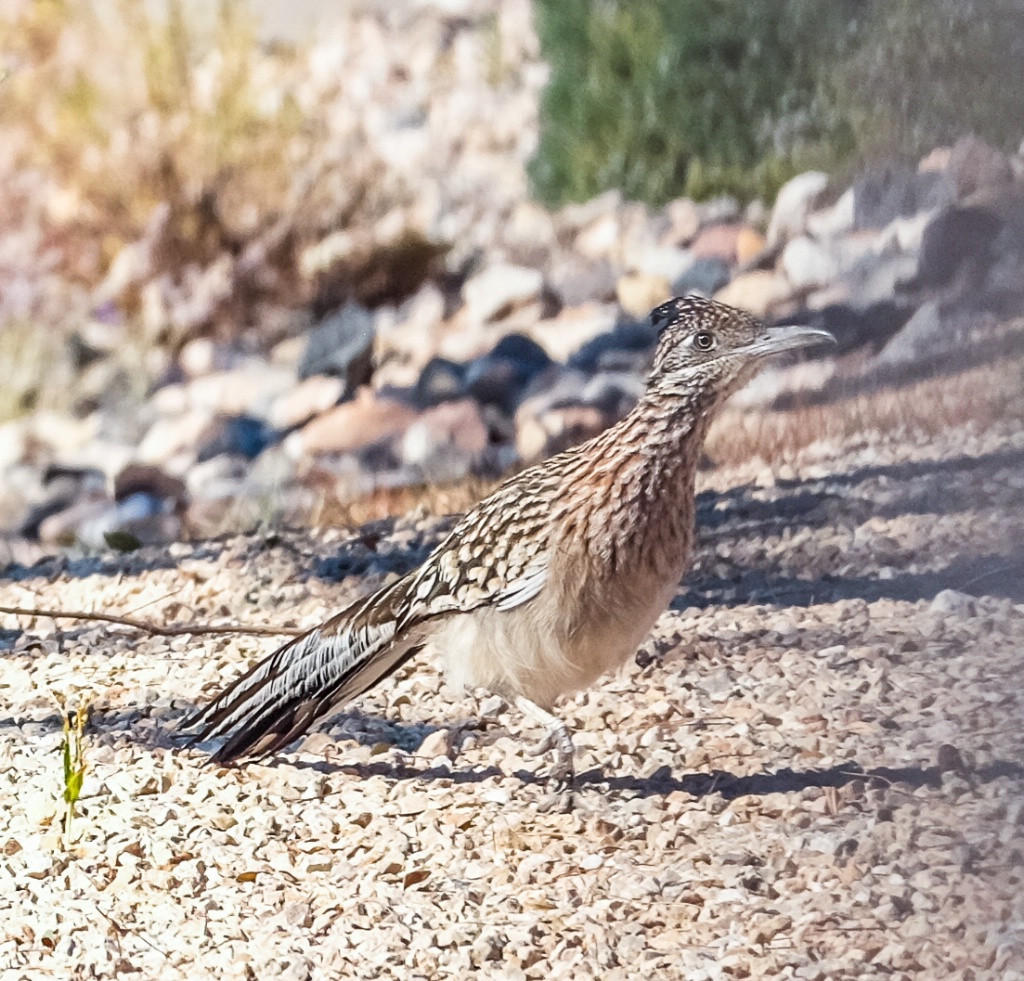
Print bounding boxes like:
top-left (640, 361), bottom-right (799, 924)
top-left (0, 419), bottom-right (27, 470)
top-left (574, 213), bottom-right (620, 261)
top-left (662, 198), bottom-right (701, 246)
top-left (616, 273), bottom-right (670, 319)
top-left (690, 222), bottom-right (744, 263)
top-left (28, 411), bottom-right (99, 455)
top-left (136, 409), bottom-right (212, 465)
top-left (516, 403), bottom-right (611, 462)
top-left (766, 171), bottom-right (829, 246)
top-left (736, 226), bottom-right (767, 265)
top-left (37, 493), bottom-right (110, 545)
top-left (269, 375), bottom-right (344, 431)
top-left (400, 398), bottom-right (488, 466)
top-left (918, 146), bottom-right (952, 173)
top-left (948, 133), bottom-right (1012, 199)
top-left (295, 389), bottom-right (417, 456)
top-left (713, 270), bottom-right (792, 317)
top-left (462, 262), bottom-right (544, 324)
top-left (529, 303), bottom-right (618, 361)
top-left (184, 364), bottom-right (295, 416)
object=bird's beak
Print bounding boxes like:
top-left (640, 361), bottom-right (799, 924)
top-left (743, 324), bottom-right (836, 359)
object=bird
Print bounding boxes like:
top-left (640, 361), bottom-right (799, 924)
top-left (186, 296), bottom-right (833, 784)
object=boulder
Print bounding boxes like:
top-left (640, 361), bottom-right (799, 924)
top-left (195, 414), bottom-right (273, 462)
top-left (851, 165), bottom-right (955, 230)
top-left (714, 271), bottom-right (792, 317)
top-left (806, 188), bottom-right (856, 239)
top-left (529, 303), bottom-right (619, 362)
top-left (136, 409), bottom-right (213, 467)
top-left (464, 333), bottom-right (552, 413)
top-left (38, 491), bottom-right (180, 549)
top-left (179, 363), bottom-right (296, 417)
top-left (662, 198), bottom-right (701, 246)
top-left (736, 227), bottom-right (767, 265)
top-left (907, 205), bottom-right (1003, 292)
top-left (671, 256), bottom-right (731, 298)
top-left (547, 254), bottom-right (618, 307)
top-left (872, 301), bottom-right (946, 367)
top-left (269, 375), bottom-right (345, 430)
top-left (516, 403), bottom-right (611, 462)
top-left (113, 463), bottom-right (187, 507)
top-left (767, 171), bottom-right (830, 246)
top-left (627, 244), bottom-right (696, 283)
top-left (616, 273), bottom-right (671, 319)
top-left (568, 320), bottom-right (657, 373)
top-left (184, 455), bottom-right (250, 500)
top-left (788, 299), bottom-right (915, 355)
top-left (781, 236), bottom-right (840, 291)
top-left (293, 389), bottom-right (418, 456)
top-left (947, 134), bottom-right (1013, 199)
top-left (690, 223), bottom-right (746, 263)
top-left (298, 302), bottom-right (376, 393)
top-left (462, 262), bottom-right (545, 323)
top-left (412, 357), bottom-right (468, 408)
top-left (572, 212), bottom-right (621, 262)
top-left (400, 398), bottom-right (489, 480)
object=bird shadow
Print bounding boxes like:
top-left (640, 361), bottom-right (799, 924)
top-left (244, 751), bottom-right (1024, 807)
top-left (573, 757), bottom-right (1024, 800)
top-left (11, 702), bottom-right (1022, 814)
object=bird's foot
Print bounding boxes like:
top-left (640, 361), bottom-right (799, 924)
top-left (545, 736), bottom-right (575, 787)
top-left (514, 696), bottom-right (576, 809)
top-left (542, 733), bottom-right (576, 810)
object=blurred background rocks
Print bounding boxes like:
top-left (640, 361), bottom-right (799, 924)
top-left (2, 0), bottom-right (1024, 561)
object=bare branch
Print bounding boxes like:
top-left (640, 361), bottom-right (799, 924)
top-left (0, 604), bottom-right (306, 638)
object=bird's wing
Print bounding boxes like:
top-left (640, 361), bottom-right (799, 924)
top-left (397, 468), bottom-right (556, 618)
top-left (494, 559), bottom-right (549, 611)
top-left (187, 465), bottom-right (561, 764)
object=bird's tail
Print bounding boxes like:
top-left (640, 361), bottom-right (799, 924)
top-left (185, 577), bottom-right (422, 763)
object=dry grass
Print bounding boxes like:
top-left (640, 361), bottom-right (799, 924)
top-left (0, 321), bottom-right (74, 424)
top-left (0, 0), bottom-right (407, 347)
top-left (3, 1), bottom-right (290, 266)
top-left (706, 357), bottom-right (1024, 468)
top-left (307, 476), bottom-right (499, 530)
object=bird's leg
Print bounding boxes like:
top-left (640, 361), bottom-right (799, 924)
top-left (515, 696), bottom-right (575, 788)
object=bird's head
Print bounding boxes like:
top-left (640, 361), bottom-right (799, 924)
top-left (648, 295), bottom-right (834, 404)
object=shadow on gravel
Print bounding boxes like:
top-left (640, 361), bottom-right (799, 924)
top-left (0, 540), bottom-right (228, 584)
top-left (213, 754), bottom-right (1024, 803)
top-left (679, 548), bottom-right (1024, 609)
top-left (575, 758), bottom-right (1024, 800)
top-left (11, 705), bottom-right (1021, 810)
top-left (697, 445), bottom-right (1024, 539)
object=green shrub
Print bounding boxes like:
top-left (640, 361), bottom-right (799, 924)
top-left (530, 0), bottom-right (1024, 207)
top-left (529, 0), bottom-right (860, 206)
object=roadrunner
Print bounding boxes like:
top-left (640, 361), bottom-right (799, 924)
top-left (187, 296), bottom-right (833, 782)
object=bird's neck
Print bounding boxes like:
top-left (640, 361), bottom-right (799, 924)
top-left (557, 384), bottom-right (720, 577)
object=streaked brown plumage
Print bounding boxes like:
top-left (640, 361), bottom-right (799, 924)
top-left (186, 296), bottom-right (833, 782)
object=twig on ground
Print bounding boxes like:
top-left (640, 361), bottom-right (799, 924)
top-left (0, 604), bottom-right (306, 638)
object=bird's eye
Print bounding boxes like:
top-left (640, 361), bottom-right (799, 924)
top-left (692, 331), bottom-right (716, 351)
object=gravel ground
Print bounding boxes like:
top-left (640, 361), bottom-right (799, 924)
top-left (2, 410), bottom-right (1023, 979)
